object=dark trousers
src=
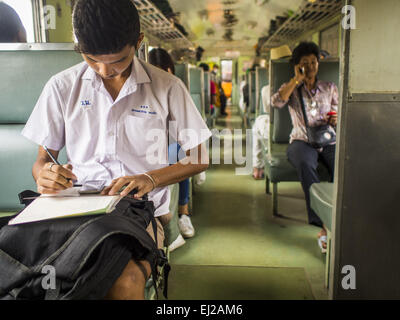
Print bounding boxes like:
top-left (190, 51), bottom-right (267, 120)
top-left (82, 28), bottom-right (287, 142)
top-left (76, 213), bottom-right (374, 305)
top-left (287, 140), bottom-right (335, 227)
top-left (220, 95), bottom-right (227, 114)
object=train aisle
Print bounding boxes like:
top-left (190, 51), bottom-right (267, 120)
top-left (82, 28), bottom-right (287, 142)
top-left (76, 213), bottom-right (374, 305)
top-left (166, 104), bottom-right (328, 300)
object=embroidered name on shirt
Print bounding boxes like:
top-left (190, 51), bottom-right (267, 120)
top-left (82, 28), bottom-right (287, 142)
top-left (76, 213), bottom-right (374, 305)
top-left (131, 105), bottom-right (157, 115)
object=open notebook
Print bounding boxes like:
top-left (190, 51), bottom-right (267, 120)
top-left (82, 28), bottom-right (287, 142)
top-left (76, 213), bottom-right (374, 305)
top-left (8, 187), bottom-right (123, 225)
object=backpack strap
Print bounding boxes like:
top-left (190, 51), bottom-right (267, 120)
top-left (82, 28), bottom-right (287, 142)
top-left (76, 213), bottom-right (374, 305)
top-left (148, 216), bottom-right (171, 300)
top-left (159, 249), bottom-right (171, 299)
top-left (149, 216), bottom-right (160, 299)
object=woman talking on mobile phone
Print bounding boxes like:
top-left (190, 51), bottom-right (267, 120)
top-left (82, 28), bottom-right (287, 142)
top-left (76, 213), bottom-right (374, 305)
top-left (271, 42), bottom-right (338, 253)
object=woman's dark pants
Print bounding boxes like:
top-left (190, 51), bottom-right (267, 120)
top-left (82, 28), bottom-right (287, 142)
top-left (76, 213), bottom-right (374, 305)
top-left (287, 140), bottom-right (335, 227)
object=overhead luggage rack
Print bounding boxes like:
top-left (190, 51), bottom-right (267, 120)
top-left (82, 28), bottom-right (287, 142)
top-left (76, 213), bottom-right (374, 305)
top-left (133, 0), bottom-right (193, 49)
top-left (263, 0), bottom-right (342, 49)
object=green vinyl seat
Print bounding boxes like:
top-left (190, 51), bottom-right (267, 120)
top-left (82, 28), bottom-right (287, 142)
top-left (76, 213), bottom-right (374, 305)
top-left (246, 71), bottom-right (256, 127)
top-left (309, 182), bottom-right (334, 289)
top-left (164, 183), bottom-right (181, 248)
top-left (0, 48), bottom-right (82, 212)
top-left (189, 67), bottom-right (205, 118)
top-left (310, 182), bottom-right (334, 231)
top-left (265, 143), bottom-right (299, 182)
top-left (203, 71), bottom-right (216, 129)
top-left (0, 125), bottom-right (68, 212)
top-left (256, 67), bottom-right (269, 117)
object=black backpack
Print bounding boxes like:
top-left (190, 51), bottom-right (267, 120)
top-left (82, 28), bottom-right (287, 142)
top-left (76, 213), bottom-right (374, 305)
top-left (0, 190), bottom-right (170, 300)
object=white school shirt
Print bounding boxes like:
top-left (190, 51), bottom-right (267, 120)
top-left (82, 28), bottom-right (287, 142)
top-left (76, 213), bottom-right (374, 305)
top-left (261, 85), bottom-right (270, 114)
top-left (22, 56), bottom-right (212, 217)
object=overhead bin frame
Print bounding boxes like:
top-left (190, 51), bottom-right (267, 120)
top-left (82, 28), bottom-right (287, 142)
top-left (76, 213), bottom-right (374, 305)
top-left (0, 43), bottom-right (75, 51)
top-left (263, 0), bottom-right (343, 49)
top-left (133, 0), bottom-right (193, 49)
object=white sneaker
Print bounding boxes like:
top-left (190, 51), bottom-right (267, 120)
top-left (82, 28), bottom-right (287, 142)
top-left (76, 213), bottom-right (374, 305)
top-left (168, 234), bottom-right (186, 252)
top-left (178, 215), bottom-right (195, 238)
top-left (194, 172), bottom-right (206, 185)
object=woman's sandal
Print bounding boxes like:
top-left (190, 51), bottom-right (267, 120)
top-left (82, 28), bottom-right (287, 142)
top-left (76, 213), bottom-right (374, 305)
top-left (318, 235), bottom-right (327, 254)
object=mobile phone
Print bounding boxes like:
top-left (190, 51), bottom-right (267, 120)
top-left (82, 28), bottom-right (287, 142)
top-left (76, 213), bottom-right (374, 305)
top-left (327, 111), bottom-right (337, 116)
top-left (300, 67), bottom-right (305, 74)
top-left (78, 180), bottom-right (107, 194)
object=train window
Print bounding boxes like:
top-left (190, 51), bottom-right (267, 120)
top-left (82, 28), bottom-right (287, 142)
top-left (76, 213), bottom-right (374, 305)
top-left (221, 59), bottom-right (232, 82)
top-left (220, 59), bottom-right (233, 101)
top-left (2, 0), bottom-right (35, 42)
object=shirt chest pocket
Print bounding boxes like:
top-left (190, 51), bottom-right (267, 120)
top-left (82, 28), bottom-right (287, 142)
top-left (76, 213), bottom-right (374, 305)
top-left (122, 114), bottom-right (165, 146)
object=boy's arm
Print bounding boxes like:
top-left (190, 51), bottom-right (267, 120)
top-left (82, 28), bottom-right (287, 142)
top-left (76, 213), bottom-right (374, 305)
top-left (148, 142), bottom-right (209, 188)
top-left (102, 143), bottom-right (209, 198)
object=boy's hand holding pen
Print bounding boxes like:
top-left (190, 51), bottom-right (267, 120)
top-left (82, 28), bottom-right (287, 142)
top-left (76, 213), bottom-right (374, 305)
top-left (37, 146), bottom-right (79, 195)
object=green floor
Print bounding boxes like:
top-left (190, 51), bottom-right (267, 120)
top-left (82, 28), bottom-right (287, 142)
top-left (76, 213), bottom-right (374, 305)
top-left (168, 105), bottom-right (328, 300)
top-left (0, 212), bottom-right (16, 218)
top-left (166, 265), bottom-right (314, 300)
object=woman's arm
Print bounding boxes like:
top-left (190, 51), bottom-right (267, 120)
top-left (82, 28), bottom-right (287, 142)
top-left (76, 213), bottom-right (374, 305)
top-left (271, 64), bottom-right (305, 108)
top-left (271, 80), bottom-right (296, 108)
top-left (277, 78), bottom-right (299, 102)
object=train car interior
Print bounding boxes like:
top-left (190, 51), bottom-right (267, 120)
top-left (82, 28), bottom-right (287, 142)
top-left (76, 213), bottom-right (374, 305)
top-left (0, 0), bottom-right (399, 301)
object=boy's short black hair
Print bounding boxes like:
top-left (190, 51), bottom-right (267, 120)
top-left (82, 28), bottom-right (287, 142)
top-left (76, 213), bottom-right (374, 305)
top-left (0, 2), bottom-right (24, 43)
top-left (290, 41), bottom-right (320, 65)
top-left (73, 0), bottom-right (141, 55)
top-left (148, 48), bottom-right (175, 74)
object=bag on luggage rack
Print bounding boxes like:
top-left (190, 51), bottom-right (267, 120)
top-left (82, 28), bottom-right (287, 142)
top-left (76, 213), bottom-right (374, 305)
top-left (0, 190), bottom-right (170, 300)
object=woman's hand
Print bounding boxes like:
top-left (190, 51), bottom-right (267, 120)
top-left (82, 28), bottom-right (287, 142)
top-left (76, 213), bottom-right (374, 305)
top-left (36, 163), bottom-right (77, 194)
top-left (326, 112), bottom-right (338, 127)
top-left (294, 64), bottom-right (306, 84)
top-left (101, 174), bottom-right (155, 199)
top-left (278, 64), bottom-right (307, 102)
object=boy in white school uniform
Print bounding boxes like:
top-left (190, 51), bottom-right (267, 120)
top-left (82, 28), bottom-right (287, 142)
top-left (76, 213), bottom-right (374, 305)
top-left (21, 0), bottom-right (211, 299)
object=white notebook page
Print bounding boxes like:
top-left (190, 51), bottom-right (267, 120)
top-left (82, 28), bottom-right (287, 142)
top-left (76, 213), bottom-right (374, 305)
top-left (9, 194), bottom-right (121, 225)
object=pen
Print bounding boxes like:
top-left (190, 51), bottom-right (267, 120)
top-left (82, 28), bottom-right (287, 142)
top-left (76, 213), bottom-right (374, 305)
top-left (43, 145), bottom-right (60, 166)
top-left (43, 146), bottom-right (81, 187)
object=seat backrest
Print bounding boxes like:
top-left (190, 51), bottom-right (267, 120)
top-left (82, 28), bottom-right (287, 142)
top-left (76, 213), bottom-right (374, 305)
top-left (0, 49), bottom-right (83, 123)
top-left (174, 63), bottom-right (189, 88)
top-left (189, 67), bottom-right (205, 117)
top-left (249, 71), bottom-right (257, 114)
top-left (270, 59), bottom-right (340, 144)
top-left (256, 67), bottom-right (269, 116)
top-left (0, 46), bottom-right (83, 210)
top-left (203, 72), bottom-right (211, 114)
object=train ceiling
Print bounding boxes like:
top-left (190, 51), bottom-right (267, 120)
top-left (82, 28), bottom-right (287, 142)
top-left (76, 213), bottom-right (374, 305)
top-left (168, 0), bottom-right (304, 58)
